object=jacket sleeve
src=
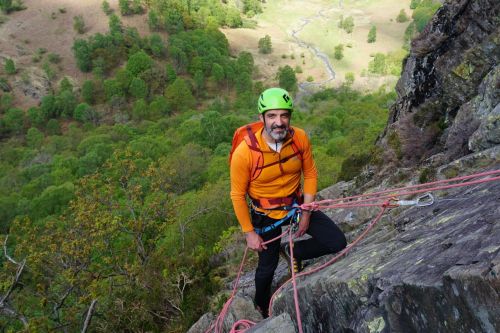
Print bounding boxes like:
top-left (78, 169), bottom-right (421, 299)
top-left (230, 144), bottom-right (254, 232)
top-left (300, 132), bottom-right (318, 196)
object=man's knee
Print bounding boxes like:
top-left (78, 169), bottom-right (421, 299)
top-left (325, 229), bottom-right (347, 254)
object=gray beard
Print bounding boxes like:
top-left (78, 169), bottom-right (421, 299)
top-left (267, 128), bottom-right (288, 142)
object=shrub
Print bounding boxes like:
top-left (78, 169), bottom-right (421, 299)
top-left (368, 53), bottom-right (387, 74)
top-left (46, 119), bottom-right (61, 135)
top-left (4, 58), bottom-right (16, 74)
top-left (338, 153), bottom-right (371, 181)
top-left (258, 35), bottom-right (272, 54)
top-left (47, 53), bottom-right (61, 64)
top-left (396, 9), bottom-right (409, 22)
top-left (126, 50), bottom-right (153, 76)
top-left (81, 80), bottom-right (94, 104)
top-left (344, 72), bottom-right (355, 86)
top-left (73, 15), bottom-right (86, 34)
top-left (334, 44), bottom-right (344, 60)
top-left (129, 77), bottom-right (148, 99)
top-left (102, 0), bottom-right (112, 15)
top-left (74, 103), bottom-right (98, 123)
top-left (367, 25), bottom-right (376, 43)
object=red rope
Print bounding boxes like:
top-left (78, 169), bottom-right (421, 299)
top-left (206, 169), bottom-right (500, 333)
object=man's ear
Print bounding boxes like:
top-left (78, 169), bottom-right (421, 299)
top-left (259, 114), bottom-right (264, 123)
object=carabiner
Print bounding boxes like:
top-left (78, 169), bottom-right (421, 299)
top-left (397, 193), bottom-right (434, 207)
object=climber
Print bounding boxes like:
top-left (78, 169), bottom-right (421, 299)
top-left (229, 87), bottom-right (347, 318)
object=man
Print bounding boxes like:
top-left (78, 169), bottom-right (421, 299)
top-left (230, 87), bottom-right (347, 318)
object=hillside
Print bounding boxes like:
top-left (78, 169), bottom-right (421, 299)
top-left (0, 0), bottom-right (158, 109)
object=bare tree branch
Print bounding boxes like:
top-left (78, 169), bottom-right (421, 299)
top-left (81, 299), bottom-right (97, 333)
top-left (3, 235), bottom-right (18, 265)
top-left (1, 235), bottom-right (28, 327)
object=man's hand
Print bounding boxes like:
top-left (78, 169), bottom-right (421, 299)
top-left (294, 211), bottom-right (310, 238)
top-left (245, 231), bottom-right (267, 252)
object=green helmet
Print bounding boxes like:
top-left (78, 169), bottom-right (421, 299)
top-left (258, 87), bottom-right (293, 114)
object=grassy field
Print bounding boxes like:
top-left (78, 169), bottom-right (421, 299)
top-left (224, 0), bottom-right (412, 91)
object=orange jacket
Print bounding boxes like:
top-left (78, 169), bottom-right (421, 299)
top-left (230, 126), bottom-right (317, 232)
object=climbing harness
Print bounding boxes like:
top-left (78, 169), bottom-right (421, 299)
top-left (253, 207), bottom-right (299, 235)
top-left (206, 168), bottom-right (500, 333)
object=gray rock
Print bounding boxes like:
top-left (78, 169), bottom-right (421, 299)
top-left (14, 66), bottom-right (51, 101)
top-left (187, 313), bottom-right (216, 333)
top-left (246, 313), bottom-right (296, 333)
top-left (271, 175), bottom-right (500, 332)
top-left (378, 0), bottom-right (500, 165)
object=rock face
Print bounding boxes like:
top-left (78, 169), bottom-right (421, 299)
top-left (378, 0), bottom-right (499, 165)
top-left (272, 164), bottom-right (500, 332)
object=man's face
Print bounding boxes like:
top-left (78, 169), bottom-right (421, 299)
top-left (259, 109), bottom-right (291, 142)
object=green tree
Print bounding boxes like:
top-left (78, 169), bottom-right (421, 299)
top-left (149, 95), bottom-right (171, 117)
top-left (345, 72), bottom-right (355, 87)
top-left (81, 80), bottom-right (95, 104)
top-left (397, 9), bottom-right (409, 22)
top-left (131, 98), bottom-right (148, 121)
top-left (3, 108), bottom-right (24, 134)
top-left (26, 127), bottom-right (44, 148)
top-left (165, 7), bottom-right (184, 33)
top-left (342, 16), bottom-right (354, 33)
top-left (55, 90), bottom-right (77, 118)
top-left (46, 118), bottom-right (61, 135)
top-left (126, 50), bottom-right (153, 76)
top-left (118, 0), bottom-right (131, 15)
top-left (276, 65), bottom-right (297, 93)
top-left (73, 15), bottom-right (86, 34)
top-left (27, 106), bottom-right (44, 127)
top-left (74, 103), bottom-right (98, 123)
top-left (258, 35), bottom-right (272, 54)
top-left (59, 77), bottom-right (73, 92)
top-left (243, 0), bottom-right (262, 14)
top-left (0, 0), bottom-right (12, 14)
top-left (334, 44), bottom-right (344, 60)
top-left (367, 25), bottom-right (377, 43)
top-left (40, 95), bottom-right (58, 119)
top-left (129, 77), bottom-right (148, 99)
top-left (211, 63), bottom-right (224, 86)
top-left (73, 39), bottom-right (92, 72)
top-left (193, 70), bottom-right (205, 97)
top-left (225, 7), bottom-right (242, 28)
top-left (0, 93), bottom-right (13, 113)
top-left (410, 0), bottom-right (421, 9)
top-left (165, 63), bottom-right (177, 83)
top-left (104, 79), bottom-right (125, 101)
top-left (109, 13), bottom-right (123, 35)
top-left (148, 9), bottom-right (160, 31)
top-left (368, 53), bottom-right (387, 74)
top-left (412, 0), bottom-right (441, 32)
top-left (149, 34), bottom-right (165, 57)
top-left (164, 77), bottom-right (195, 113)
top-left (4, 58), bottom-right (16, 74)
top-left (102, 0), bottom-right (112, 15)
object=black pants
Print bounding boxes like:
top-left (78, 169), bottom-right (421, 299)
top-left (252, 210), bottom-right (347, 315)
